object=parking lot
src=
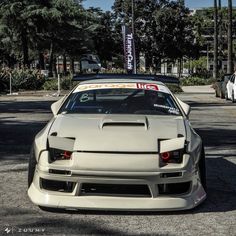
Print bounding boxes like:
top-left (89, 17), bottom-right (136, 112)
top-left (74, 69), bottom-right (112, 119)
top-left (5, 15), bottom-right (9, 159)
top-left (0, 87), bottom-right (236, 236)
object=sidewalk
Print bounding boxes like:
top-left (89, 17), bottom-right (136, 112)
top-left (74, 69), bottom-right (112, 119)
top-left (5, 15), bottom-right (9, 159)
top-left (181, 85), bottom-right (214, 94)
top-left (0, 90), bottom-right (69, 97)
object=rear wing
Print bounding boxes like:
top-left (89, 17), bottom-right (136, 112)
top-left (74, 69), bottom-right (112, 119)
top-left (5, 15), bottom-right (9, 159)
top-left (72, 73), bottom-right (180, 85)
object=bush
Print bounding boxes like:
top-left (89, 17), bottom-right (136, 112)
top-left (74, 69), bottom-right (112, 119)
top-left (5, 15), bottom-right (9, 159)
top-left (167, 84), bottom-right (183, 93)
top-left (180, 77), bottom-right (215, 86)
top-left (43, 76), bottom-right (72, 90)
top-left (0, 68), bottom-right (45, 91)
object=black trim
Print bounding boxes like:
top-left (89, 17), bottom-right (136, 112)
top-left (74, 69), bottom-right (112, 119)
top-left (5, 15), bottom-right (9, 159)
top-left (76, 150), bottom-right (159, 154)
top-left (72, 73), bottom-right (180, 84)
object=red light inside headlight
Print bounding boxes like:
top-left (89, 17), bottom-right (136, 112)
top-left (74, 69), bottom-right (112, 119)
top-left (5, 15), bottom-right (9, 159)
top-left (160, 150), bottom-right (183, 164)
top-left (63, 151), bottom-right (72, 159)
top-left (49, 148), bottom-right (72, 161)
top-left (161, 152), bottom-right (171, 162)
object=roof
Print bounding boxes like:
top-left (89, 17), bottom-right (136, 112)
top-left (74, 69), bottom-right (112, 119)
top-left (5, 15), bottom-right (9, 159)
top-left (78, 78), bottom-right (165, 85)
top-left (72, 73), bottom-right (180, 84)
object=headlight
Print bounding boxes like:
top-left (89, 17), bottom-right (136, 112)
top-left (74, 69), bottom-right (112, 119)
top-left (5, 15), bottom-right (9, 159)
top-left (49, 148), bottom-right (72, 161)
top-left (160, 149), bottom-right (183, 164)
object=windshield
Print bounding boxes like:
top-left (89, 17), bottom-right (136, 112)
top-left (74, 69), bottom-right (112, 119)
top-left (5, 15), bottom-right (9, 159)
top-left (60, 87), bottom-right (181, 116)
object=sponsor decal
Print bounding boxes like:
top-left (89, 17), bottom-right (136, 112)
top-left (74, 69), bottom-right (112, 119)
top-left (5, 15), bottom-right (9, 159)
top-left (75, 83), bottom-right (137, 92)
top-left (74, 83), bottom-right (170, 94)
top-left (153, 104), bottom-right (180, 115)
top-left (136, 83), bottom-right (159, 91)
top-left (122, 25), bottom-right (136, 73)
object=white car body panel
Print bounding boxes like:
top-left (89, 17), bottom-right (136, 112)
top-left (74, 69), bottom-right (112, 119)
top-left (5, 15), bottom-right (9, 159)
top-left (28, 78), bottom-right (206, 211)
top-left (226, 73), bottom-right (236, 100)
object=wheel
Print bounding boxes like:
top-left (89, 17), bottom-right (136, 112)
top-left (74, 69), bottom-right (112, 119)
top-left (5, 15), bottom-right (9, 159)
top-left (220, 90), bottom-right (224, 99)
top-left (198, 146), bottom-right (207, 191)
top-left (225, 90), bottom-right (229, 100)
top-left (28, 145), bottom-right (37, 187)
top-left (232, 91), bottom-right (235, 103)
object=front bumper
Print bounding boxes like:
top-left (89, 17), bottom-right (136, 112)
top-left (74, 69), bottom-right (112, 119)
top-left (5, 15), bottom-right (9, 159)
top-left (28, 168), bottom-right (206, 211)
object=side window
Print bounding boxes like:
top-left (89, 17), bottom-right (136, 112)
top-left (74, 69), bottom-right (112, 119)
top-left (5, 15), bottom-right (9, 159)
top-left (230, 75), bottom-right (234, 82)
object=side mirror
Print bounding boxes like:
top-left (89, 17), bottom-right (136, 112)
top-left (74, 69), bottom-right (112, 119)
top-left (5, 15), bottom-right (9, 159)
top-left (51, 96), bottom-right (65, 116)
top-left (176, 97), bottom-right (191, 117)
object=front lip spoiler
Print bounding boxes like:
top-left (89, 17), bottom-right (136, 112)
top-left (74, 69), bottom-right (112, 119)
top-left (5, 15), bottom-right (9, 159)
top-left (28, 181), bottom-right (206, 211)
top-left (28, 170), bottom-right (207, 211)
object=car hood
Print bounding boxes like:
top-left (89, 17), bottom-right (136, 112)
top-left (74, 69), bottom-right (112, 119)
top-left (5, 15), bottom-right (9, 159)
top-left (48, 114), bottom-right (186, 152)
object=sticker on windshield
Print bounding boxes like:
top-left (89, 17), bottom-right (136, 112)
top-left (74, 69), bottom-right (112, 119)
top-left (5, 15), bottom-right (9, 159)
top-left (136, 83), bottom-right (159, 91)
top-left (154, 104), bottom-right (180, 115)
top-left (74, 82), bottom-right (170, 93)
top-left (80, 93), bottom-right (90, 102)
top-left (75, 83), bottom-right (137, 92)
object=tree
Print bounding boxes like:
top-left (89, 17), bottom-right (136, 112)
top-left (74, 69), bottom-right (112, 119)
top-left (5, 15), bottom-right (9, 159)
top-left (112, 0), bottom-right (199, 71)
top-left (218, 0), bottom-right (223, 70)
top-left (0, 0), bottom-right (92, 75)
top-left (227, 0), bottom-right (233, 73)
top-left (85, 8), bottom-right (123, 67)
top-left (0, 0), bottom-right (33, 67)
top-left (213, 0), bottom-right (218, 79)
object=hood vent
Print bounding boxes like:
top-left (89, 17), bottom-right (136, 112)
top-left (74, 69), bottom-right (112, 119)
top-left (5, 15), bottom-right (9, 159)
top-left (100, 116), bottom-right (149, 130)
top-left (103, 122), bottom-right (145, 127)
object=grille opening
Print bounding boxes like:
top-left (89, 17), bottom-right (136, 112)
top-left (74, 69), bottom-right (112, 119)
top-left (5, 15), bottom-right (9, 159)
top-left (80, 183), bottom-right (151, 197)
top-left (160, 172), bottom-right (182, 178)
top-left (49, 169), bottom-right (71, 175)
top-left (103, 122), bottom-right (145, 127)
top-left (40, 178), bottom-right (75, 193)
top-left (158, 182), bottom-right (191, 195)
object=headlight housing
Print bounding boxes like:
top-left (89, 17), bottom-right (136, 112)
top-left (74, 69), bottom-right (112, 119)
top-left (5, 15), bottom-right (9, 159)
top-left (160, 149), bottom-right (184, 164)
top-left (49, 148), bottom-right (72, 161)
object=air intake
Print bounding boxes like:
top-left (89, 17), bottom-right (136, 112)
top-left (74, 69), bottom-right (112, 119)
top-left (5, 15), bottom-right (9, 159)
top-left (102, 122), bottom-right (145, 127)
top-left (100, 116), bottom-right (149, 130)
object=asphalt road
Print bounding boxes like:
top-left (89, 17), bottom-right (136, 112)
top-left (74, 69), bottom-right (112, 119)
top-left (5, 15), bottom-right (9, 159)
top-left (0, 88), bottom-right (236, 236)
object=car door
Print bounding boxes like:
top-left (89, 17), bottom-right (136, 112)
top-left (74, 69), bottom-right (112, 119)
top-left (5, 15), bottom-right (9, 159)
top-left (227, 75), bottom-right (235, 99)
top-left (233, 75), bottom-right (236, 100)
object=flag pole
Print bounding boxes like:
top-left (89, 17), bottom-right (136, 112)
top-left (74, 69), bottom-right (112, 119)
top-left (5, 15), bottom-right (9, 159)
top-left (131, 0), bottom-right (137, 74)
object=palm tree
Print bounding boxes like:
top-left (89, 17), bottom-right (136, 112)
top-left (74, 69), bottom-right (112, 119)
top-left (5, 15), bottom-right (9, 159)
top-left (218, 0), bottom-right (223, 71)
top-left (213, 0), bottom-right (218, 79)
top-left (227, 0), bottom-right (233, 73)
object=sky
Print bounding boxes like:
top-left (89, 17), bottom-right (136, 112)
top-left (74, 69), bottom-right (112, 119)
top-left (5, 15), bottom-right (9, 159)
top-left (83, 0), bottom-right (236, 11)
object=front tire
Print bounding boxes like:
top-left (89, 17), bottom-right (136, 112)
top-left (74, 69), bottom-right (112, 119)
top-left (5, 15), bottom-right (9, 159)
top-left (28, 146), bottom-right (37, 188)
top-left (198, 146), bottom-right (207, 191)
top-left (232, 91), bottom-right (235, 103)
top-left (220, 90), bottom-right (224, 99)
top-left (225, 90), bottom-right (229, 100)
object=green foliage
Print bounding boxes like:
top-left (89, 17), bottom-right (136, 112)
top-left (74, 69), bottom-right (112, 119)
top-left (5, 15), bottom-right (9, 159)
top-left (181, 77), bottom-right (215, 86)
top-left (43, 76), bottom-right (72, 90)
top-left (0, 68), bottom-right (45, 91)
top-left (191, 57), bottom-right (207, 70)
top-left (0, 0), bottom-right (91, 69)
top-left (167, 84), bottom-right (183, 93)
top-left (191, 7), bottom-right (236, 55)
top-left (113, 0), bottom-right (200, 70)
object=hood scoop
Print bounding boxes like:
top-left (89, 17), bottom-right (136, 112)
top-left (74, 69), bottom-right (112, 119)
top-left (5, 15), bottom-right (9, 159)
top-left (100, 116), bottom-right (149, 130)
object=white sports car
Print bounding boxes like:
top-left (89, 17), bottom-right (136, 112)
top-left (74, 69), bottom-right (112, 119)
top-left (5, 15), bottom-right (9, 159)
top-left (225, 73), bottom-right (236, 102)
top-left (28, 75), bottom-right (207, 211)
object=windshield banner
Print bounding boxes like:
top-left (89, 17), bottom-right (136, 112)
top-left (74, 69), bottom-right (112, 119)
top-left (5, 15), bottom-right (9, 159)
top-left (122, 25), bottom-right (136, 74)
